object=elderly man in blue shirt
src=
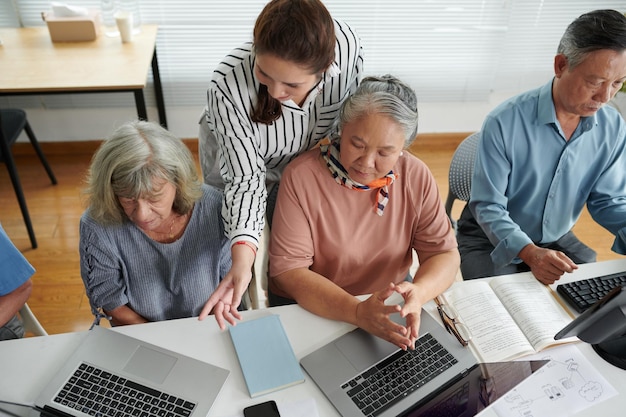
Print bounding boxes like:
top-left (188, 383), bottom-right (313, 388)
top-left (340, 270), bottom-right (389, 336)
top-left (458, 9), bottom-right (626, 284)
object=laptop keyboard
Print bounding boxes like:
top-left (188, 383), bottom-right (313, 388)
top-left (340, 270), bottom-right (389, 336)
top-left (342, 333), bottom-right (458, 417)
top-left (52, 362), bottom-right (197, 417)
top-left (556, 272), bottom-right (626, 313)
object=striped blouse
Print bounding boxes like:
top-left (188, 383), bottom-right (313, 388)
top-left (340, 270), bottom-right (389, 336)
top-left (202, 19), bottom-right (364, 246)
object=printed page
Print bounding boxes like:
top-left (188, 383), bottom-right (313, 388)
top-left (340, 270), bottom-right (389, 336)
top-left (489, 275), bottom-right (575, 351)
top-left (491, 344), bottom-right (618, 417)
top-left (443, 281), bottom-right (534, 362)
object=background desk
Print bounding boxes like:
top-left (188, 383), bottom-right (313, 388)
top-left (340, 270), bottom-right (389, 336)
top-left (1, 259), bottom-right (625, 416)
top-left (0, 25), bottom-right (167, 128)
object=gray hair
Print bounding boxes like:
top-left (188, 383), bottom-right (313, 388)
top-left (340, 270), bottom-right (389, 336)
top-left (338, 75), bottom-right (419, 147)
top-left (84, 121), bottom-right (203, 225)
top-left (557, 9), bottom-right (626, 70)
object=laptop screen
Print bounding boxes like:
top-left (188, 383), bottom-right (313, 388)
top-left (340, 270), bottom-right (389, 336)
top-left (401, 360), bottom-right (549, 417)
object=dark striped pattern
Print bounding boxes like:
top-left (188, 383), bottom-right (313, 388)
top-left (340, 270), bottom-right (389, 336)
top-left (205, 19), bottom-right (364, 245)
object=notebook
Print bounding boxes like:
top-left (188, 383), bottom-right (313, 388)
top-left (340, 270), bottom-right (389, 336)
top-left (4, 325), bottom-right (230, 417)
top-left (229, 314), bottom-right (305, 397)
top-left (301, 309), bottom-right (479, 417)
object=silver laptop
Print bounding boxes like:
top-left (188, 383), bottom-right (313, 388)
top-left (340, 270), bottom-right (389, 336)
top-left (4, 325), bottom-right (229, 417)
top-left (301, 310), bottom-right (478, 417)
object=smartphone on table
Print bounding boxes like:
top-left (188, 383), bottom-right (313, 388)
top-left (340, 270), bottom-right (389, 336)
top-left (243, 400), bottom-right (281, 417)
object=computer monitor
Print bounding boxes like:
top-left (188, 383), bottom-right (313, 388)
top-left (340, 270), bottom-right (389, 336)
top-left (555, 286), bottom-right (626, 370)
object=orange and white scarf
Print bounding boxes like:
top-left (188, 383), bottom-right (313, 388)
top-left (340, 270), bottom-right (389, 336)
top-left (320, 138), bottom-right (397, 216)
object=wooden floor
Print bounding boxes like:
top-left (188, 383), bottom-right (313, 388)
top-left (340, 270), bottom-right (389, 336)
top-left (1, 135), bottom-right (621, 336)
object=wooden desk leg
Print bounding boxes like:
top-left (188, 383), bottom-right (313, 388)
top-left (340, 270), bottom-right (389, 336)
top-left (151, 47), bottom-right (168, 128)
top-left (134, 89), bottom-right (148, 121)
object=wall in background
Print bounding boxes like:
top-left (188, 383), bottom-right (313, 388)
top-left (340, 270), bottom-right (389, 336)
top-left (14, 97), bottom-right (509, 142)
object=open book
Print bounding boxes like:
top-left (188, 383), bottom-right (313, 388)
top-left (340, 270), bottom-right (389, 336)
top-left (439, 274), bottom-right (577, 362)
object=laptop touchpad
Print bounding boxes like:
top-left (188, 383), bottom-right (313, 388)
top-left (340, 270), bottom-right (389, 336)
top-left (335, 328), bottom-right (398, 372)
top-left (123, 346), bottom-right (178, 384)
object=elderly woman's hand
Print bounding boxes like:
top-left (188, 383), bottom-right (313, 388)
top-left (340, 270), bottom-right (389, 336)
top-left (355, 283), bottom-right (417, 350)
top-left (393, 281), bottom-right (425, 346)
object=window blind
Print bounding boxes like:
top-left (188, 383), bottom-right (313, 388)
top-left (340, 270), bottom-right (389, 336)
top-left (0, 1), bottom-right (19, 27)
top-left (2, 1), bottom-right (625, 110)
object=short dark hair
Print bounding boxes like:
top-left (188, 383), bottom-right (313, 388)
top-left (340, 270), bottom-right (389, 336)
top-left (251, 0), bottom-right (335, 124)
top-left (254, 0), bottom-right (335, 74)
top-left (558, 9), bottom-right (626, 69)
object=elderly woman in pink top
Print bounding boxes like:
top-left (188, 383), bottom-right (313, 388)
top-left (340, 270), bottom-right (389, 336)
top-left (268, 75), bottom-right (459, 350)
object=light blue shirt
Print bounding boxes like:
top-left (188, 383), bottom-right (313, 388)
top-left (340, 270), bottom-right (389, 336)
top-left (469, 80), bottom-right (626, 267)
top-left (0, 223), bottom-right (35, 296)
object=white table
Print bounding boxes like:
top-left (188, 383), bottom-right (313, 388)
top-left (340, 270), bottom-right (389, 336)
top-left (0, 304), bottom-right (354, 416)
top-left (1, 259), bottom-right (625, 416)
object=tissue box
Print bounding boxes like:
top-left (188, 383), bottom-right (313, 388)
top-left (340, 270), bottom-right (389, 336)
top-left (42, 9), bottom-right (102, 42)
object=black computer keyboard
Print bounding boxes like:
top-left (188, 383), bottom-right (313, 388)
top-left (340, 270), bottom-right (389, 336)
top-left (342, 332), bottom-right (457, 417)
top-left (53, 362), bottom-right (196, 417)
top-left (556, 272), bottom-right (626, 313)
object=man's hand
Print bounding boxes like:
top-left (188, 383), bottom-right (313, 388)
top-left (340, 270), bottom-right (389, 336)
top-left (519, 244), bottom-right (578, 284)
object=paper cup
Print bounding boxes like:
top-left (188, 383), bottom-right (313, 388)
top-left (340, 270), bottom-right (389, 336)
top-left (114, 11), bottom-right (134, 43)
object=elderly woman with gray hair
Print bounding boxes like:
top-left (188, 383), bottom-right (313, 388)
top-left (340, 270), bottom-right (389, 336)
top-left (268, 75), bottom-right (459, 350)
top-left (79, 121), bottom-right (231, 326)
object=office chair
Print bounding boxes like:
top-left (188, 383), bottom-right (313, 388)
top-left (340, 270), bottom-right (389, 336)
top-left (444, 132), bottom-right (480, 228)
top-left (0, 109), bottom-right (58, 249)
top-left (18, 303), bottom-right (48, 337)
